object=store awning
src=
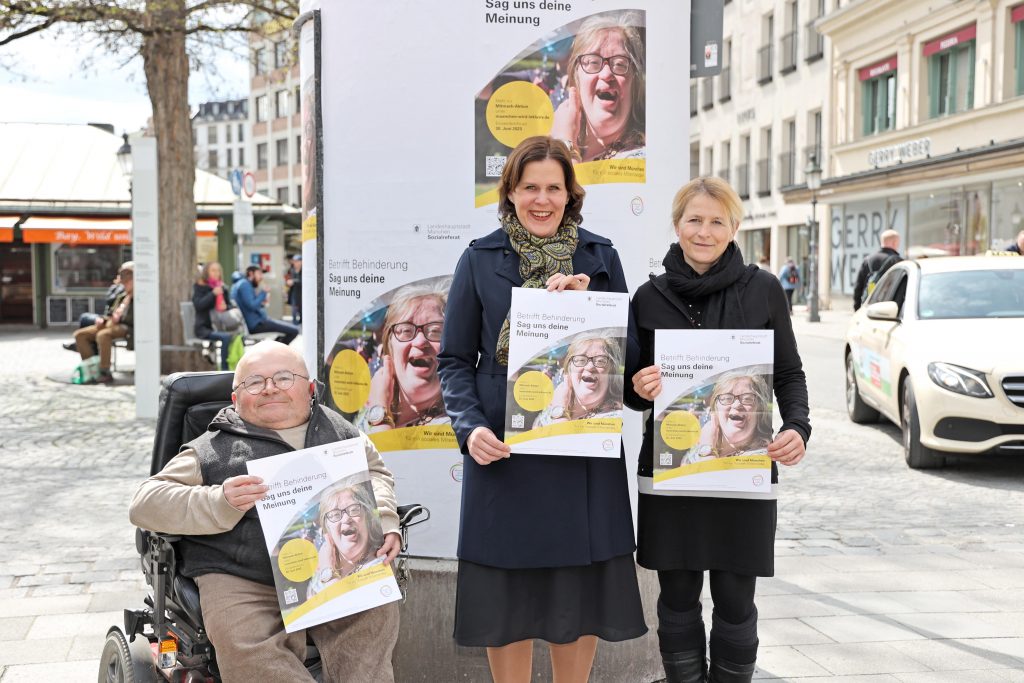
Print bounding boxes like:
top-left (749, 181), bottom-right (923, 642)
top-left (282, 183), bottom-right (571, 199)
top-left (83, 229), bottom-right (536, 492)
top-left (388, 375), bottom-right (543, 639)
top-left (15, 216), bottom-right (221, 244)
top-left (0, 214), bottom-right (17, 242)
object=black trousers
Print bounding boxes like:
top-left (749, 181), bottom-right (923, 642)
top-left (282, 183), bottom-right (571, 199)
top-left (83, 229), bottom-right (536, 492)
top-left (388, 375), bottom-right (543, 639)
top-left (657, 569), bottom-right (759, 664)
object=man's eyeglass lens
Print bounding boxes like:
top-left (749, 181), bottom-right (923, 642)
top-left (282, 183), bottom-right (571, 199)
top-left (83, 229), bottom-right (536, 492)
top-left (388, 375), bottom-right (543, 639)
top-left (715, 393), bottom-right (757, 407)
top-left (239, 370), bottom-right (308, 395)
top-left (325, 504), bottom-right (363, 522)
top-left (577, 54), bottom-right (630, 75)
top-left (569, 354), bottom-right (611, 369)
top-left (391, 321), bottom-right (443, 342)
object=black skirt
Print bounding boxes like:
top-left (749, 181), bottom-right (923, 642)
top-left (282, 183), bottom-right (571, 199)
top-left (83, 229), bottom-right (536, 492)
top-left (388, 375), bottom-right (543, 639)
top-left (636, 494), bottom-right (777, 577)
top-left (453, 554), bottom-right (648, 647)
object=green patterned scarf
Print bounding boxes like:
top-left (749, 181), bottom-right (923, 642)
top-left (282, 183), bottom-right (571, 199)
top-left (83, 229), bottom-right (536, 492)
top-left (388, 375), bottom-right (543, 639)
top-left (495, 214), bottom-right (579, 365)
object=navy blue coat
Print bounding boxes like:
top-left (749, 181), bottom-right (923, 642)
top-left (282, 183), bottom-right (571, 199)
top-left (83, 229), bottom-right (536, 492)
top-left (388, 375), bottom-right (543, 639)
top-left (438, 227), bottom-right (637, 569)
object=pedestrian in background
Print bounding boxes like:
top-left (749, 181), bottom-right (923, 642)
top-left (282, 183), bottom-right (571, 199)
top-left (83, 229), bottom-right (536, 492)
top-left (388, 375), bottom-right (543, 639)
top-left (778, 257), bottom-right (801, 313)
top-left (192, 261), bottom-right (237, 371)
top-left (285, 254), bottom-right (303, 325)
top-left (438, 136), bottom-right (646, 683)
top-left (62, 266), bottom-right (125, 353)
top-left (628, 177), bottom-right (811, 683)
top-left (853, 229), bottom-right (902, 311)
top-left (235, 265), bottom-right (298, 345)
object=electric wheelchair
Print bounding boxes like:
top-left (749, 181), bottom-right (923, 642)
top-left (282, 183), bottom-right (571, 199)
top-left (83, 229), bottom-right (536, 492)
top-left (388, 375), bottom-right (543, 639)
top-left (99, 371), bottom-right (428, 682)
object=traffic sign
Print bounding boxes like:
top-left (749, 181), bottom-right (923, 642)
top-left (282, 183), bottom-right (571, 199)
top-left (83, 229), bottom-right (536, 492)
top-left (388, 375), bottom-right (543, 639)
top-left (229, 169), bottom-right (243, 196)
top-left (242, 171), bottom-right (256, 198)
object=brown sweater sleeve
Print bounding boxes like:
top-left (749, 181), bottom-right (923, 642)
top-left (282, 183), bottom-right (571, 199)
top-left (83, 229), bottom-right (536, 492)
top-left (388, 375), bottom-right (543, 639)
top-left (128, 448), bottom-right (245, 534)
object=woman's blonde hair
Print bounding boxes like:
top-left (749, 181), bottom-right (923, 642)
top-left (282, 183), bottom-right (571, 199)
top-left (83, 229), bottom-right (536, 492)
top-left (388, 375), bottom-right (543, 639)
top-left (556, 332), bottom-right (624, 416)
top-left (705, 371), bottom-right (773, 454)
top-left (566, 11), bottom-right (646, 146)
top-left (671, 177), bottom-right (744, 230)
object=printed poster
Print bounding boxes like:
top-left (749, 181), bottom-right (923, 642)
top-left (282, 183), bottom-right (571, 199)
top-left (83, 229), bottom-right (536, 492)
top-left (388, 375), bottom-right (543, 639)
top-left (504, 288), bottom-right (628, 457)
top-left (246, 438), bottom-right (401, 633)
top-left (652, 330), bottom-right (774, 493)
top-left (317, 1), bottom-right (688, 557)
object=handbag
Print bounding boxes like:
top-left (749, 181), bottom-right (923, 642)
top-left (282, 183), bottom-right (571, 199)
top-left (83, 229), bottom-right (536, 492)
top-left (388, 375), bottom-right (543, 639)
top-left (212, 307), bottom-right (245, 334)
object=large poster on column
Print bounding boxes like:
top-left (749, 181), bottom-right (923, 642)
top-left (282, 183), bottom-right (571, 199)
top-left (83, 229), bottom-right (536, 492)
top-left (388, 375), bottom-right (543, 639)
top-left (318, 1), bottom-right (688, 558)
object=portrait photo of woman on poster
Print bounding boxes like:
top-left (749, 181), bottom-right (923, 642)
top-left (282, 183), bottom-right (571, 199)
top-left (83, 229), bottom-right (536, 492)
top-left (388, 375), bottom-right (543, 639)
top-left (533, 331), bottom-right (625, 428)
top-left (678, 371), bottom-right (774, 467)
top-left (307, 479), bottom-right (385, 597)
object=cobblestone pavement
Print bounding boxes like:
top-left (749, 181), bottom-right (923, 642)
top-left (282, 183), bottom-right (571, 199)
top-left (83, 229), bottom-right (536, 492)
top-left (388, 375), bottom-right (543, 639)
top-left (1, 322), bottom-right (1023, 681)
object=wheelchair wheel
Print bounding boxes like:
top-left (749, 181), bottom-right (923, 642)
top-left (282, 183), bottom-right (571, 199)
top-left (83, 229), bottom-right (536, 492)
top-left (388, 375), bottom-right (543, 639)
top-left (98, 628), bottom-right (156, 683)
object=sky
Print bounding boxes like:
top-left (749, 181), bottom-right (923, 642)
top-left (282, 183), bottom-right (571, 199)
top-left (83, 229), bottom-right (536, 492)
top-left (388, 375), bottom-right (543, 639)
top-left (0, 29), bottom-right (250, 134)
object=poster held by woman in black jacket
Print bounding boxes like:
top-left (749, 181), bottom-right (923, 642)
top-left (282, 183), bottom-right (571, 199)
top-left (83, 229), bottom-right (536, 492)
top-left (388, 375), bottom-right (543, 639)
top-left (626, 177), bottom-right (811, 683)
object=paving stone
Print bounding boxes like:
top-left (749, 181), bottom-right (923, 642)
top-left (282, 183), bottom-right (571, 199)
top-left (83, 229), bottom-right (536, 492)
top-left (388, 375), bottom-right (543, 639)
top-left (894, 673), bottom-right (1008, 683)
top-left (0, 596), bottom-right (92, 619)
top-left (888, 639), bottom-right (1022, 671)
top-left (887, 612), bottom-right (1018, 640)
top-left (752, 645), bottom-right (831, 678)
top-left (14, 574), bottom-right (67, 588)
top-left (0, 660), bottom-right (98, 681)
top-left (0, 637), bottom-right (72, 665)
top-left (40, 562), bottom-right (90, 574)
top-left (800, 615), bottom-right (926, 643)
top-left (26, 611), bottom-right (125, 639)
top-left (0, 618), bottom-right (33, 643)
top-left (794, 642), bottom-right (931, 676)
top-left (87, 590), bottom-right (148, 613)
top-left (28, 584), bottom-right (84, 597)
top-left (759, 618), bottom-right (836, 647)
top-left (68, 634), bottom-right (107, 661)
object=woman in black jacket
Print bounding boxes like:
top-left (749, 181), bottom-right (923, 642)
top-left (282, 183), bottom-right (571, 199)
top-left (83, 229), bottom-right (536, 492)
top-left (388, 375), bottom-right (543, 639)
top-left (192, 262), bottom-right (234, 370)
top-left (626, 177), bottom-right (811, 683)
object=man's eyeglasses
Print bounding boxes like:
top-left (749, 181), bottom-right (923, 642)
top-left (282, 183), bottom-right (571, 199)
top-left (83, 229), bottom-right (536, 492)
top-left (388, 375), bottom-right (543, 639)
top-left (390, 321), bottom-right (444, 342)
top-left (568, 354), bottom-right (612, 369)
top-left (325, 504), bottom-right (364, 522)
top-left (577, 53), bottom-right (630, 76)
top-left (234, 370), bottom-right (309, 395)
top-left (715, 392), bottom-right (758, 407)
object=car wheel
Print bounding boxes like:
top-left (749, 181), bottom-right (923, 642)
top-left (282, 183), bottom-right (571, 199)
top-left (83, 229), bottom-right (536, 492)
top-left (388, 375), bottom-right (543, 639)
top-left (846, 352), bottom-right (879, 423)
top-left (901, 379), bottom-right (945, 470)
top-left (98, 629), bottom-right (155, 683)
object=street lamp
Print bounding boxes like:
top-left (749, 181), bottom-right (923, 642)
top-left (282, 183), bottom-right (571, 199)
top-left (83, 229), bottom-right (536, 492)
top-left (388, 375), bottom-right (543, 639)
top-left (116, 132), bottom-right (132, 178)
top-left (804, 153), bottom-right (822, 323)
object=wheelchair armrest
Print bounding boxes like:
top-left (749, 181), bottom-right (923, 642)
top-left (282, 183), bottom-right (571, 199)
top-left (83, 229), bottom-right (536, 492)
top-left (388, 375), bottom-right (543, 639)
top-left (397, 503), bottom-right (429, 528)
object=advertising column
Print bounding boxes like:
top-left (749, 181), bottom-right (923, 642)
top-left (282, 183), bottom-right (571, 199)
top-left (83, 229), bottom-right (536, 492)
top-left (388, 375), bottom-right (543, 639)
top-left (317, 1), bottom-right (688, 557)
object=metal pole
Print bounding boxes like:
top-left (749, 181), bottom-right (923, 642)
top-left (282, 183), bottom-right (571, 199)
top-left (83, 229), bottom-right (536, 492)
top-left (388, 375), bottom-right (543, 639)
top-left (808, 193), bottom-right (820, 322)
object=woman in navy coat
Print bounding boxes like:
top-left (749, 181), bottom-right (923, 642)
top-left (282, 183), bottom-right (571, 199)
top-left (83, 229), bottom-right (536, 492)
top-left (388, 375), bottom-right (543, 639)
top-left (438, 136), bottom-right (646, 682)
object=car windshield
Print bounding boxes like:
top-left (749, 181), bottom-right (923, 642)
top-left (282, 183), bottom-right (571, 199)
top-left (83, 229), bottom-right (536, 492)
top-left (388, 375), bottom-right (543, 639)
top-left (918, 269), bottom-right (1024, 319)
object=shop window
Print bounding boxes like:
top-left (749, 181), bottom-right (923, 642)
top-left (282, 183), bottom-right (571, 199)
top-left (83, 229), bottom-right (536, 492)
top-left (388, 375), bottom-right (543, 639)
top-left (862, 70), bottom-right (896, 135)
top-left (908, 190), bottom-right (963, 257)
top-left (52, 245), bottom-right (129, 291)
top-left (926, 28), bottom-right (975, 118)
top-left (992, 178), bottom-right (1024, 249)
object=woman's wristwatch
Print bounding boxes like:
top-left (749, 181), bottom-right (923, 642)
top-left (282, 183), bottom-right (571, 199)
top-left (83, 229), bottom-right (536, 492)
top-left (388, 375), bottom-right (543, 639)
top-left (366, 405), bottom-right (395, 427)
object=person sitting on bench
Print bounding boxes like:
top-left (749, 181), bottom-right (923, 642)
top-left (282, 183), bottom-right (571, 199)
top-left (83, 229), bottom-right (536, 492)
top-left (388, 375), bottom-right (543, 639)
top-left (73, 262), bottom-right (134, 384)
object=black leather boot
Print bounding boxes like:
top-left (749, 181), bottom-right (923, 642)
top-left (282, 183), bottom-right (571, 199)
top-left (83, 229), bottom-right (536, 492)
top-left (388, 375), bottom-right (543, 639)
top-left (661, 647), bottom-right (707, 683)
top-left (707, 656), bottom-right (755, 683)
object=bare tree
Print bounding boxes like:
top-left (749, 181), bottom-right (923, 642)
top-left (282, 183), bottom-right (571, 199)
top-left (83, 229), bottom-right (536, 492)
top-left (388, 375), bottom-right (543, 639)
top-left (0, 0), bottom-right (299, 372)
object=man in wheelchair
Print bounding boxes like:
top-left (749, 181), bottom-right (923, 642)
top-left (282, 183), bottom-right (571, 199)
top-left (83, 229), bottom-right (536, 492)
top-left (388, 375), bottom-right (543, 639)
top-left (129, 341), bottom-right (401, 682)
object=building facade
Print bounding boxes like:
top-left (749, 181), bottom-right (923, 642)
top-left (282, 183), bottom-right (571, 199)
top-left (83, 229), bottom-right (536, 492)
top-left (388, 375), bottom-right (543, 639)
top-left (249, 31), bottom-right (303, 210)
top-left (691, 0), bottom-right (835, 306)
top-left (786, 0), bottom-right (1024, 298)
top-left (192, 99), bottom-right (249, 180)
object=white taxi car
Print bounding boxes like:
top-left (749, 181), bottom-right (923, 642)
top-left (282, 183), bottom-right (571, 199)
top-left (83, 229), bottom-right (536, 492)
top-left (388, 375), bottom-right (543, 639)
top-left (844, 255), bottom-right (1024, 469)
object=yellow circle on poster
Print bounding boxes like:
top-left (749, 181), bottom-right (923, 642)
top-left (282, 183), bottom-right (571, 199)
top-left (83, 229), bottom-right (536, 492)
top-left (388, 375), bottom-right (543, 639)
top-left (329, 349), bottom-right (371, 413)
top-left (486, 81), bottom-right (555, 148)
top-left (660, 410), bottom-right (701, 451)
top-left (277, 538), bottom-right (319, 582)
top-left (513, 371), bottom-right (554, 412)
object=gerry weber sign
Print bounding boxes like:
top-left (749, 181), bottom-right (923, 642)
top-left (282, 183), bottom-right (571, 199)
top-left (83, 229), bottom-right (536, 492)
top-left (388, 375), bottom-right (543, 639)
top-left (867, 137), bottom-right (931, 167)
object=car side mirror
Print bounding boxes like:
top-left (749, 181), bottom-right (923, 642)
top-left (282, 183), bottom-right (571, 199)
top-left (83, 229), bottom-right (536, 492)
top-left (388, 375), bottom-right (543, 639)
top-left (865, 301), bottom-right (899, 321)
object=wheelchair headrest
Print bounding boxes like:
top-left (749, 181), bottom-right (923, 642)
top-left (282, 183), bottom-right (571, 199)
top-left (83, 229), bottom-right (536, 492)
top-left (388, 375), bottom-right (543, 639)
top-left (151, 371), bottom-right (234, 475)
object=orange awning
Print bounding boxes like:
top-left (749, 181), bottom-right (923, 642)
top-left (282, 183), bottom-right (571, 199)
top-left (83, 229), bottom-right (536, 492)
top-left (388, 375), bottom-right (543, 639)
top-left (17, 216), bottom-right (222, 244)
top-left (0, 214), bottom-right (19, 242)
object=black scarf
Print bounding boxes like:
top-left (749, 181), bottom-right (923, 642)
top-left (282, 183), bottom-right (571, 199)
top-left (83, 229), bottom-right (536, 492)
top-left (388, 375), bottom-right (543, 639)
top-left (661, 241), bottom-right (755, 328)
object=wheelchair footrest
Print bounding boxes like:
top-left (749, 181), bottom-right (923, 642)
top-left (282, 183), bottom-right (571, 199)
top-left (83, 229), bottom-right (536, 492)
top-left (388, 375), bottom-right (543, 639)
top-left (124, 608), bottom-right (152, 640)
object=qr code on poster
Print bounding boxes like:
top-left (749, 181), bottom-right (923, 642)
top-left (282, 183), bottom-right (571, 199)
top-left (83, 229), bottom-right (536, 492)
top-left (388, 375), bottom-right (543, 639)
top-left (485, 155), bottom-right (507, 177)
top-left (283, 587), bottom-right (299, 605)
top-left (511, 414), bottom-right (525, 429)
top-left (659, 452), bottom-right (674, 467)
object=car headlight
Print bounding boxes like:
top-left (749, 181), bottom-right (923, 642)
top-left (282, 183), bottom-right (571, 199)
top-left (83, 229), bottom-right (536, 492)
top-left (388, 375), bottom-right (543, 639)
top-left (927, 362), bottom-right (993, 398)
